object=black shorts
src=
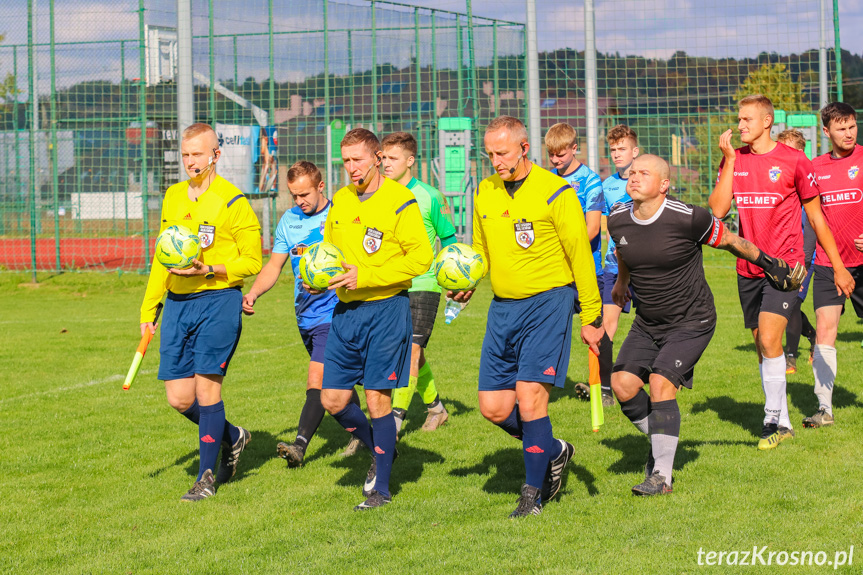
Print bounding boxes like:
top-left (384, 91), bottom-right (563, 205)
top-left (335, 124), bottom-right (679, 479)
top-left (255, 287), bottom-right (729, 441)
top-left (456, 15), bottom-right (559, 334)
top-left (737, 275), bottom-right (799, 330)
top-left (409, 291), bottom-right (441, 348)
top-left (613, 319), bottom-right (715, 389)
top-left (813, 265), bottom-right (863, 317)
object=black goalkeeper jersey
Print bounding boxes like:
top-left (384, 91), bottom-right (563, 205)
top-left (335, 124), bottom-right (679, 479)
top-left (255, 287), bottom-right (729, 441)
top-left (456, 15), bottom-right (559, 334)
top-left (607, 197), bottom-right (723, 329)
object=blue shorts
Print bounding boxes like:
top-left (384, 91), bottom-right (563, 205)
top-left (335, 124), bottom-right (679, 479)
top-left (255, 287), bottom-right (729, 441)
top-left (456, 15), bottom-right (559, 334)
top-left (600, 268), bottom-right (632, 312)
top-left (322, 293), bottom-right (411, 391)
top-left (478, 286), bottom-right (575, 391)
top-left (797, 266), bottom-right (814, 302)
top-left (158, 288), bottom-right (243, 381)
top-left (299, 323), bottom-right (330, 364)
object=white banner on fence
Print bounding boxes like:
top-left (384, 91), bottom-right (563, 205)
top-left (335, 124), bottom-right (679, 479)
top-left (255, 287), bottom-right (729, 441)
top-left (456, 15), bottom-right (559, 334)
top-left (215, 123), bottom-right (260, 197)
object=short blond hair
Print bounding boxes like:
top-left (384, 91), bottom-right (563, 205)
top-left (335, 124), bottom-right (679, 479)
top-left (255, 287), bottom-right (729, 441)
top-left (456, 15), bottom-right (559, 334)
top-left (485, 115), bottom-right (528, 143)
top-left (182, 123), bottom-right (218, 144)
top-left (739, 94), bottom-right (775, 127)
top-left (776, 129), bottom-right (806, 152)
top-left (545, 123), bottom-right (579, 154)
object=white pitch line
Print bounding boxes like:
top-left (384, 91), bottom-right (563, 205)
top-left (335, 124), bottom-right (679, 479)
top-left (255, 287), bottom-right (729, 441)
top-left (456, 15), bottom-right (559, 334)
top-left (0, 370), bottom-right (156, 405)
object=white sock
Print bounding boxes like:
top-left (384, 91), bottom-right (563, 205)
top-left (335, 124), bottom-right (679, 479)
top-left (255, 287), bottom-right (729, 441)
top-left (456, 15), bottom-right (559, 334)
top-left (761, 354), bottom-right (787, 426)
top-left (812, 344), bottom-right (837, 415)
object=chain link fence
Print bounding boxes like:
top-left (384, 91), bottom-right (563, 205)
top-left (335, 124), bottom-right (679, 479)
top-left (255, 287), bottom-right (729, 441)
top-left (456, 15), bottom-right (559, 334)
top-left (0, 0), bottom-right (845, 271)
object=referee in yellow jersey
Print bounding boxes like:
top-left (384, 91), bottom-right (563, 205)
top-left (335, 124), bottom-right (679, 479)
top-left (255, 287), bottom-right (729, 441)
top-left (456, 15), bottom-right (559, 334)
top-left (452, 116), bottom-right (604, 517)
top-left (317, 128), bottom-right (432, 510)
top-left (139, 123), bottom-right (262, 501)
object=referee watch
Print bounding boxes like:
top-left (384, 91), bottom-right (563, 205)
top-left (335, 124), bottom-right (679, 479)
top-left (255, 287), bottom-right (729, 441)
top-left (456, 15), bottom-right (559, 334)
top-left (205, 265), bottom-right (215, 280)
top-left (588, 315), bottom-right (603, 329)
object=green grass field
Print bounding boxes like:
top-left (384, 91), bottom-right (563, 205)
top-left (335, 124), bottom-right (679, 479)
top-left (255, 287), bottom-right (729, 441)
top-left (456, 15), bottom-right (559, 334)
top-left (2, 250), bottom-right (861, 574)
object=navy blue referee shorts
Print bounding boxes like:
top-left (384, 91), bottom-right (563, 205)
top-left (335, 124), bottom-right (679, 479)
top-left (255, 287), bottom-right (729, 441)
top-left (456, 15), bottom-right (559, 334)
top-left (322, 292), bottom-right (411, 391)
top-left (478, 285), bottom-right (575, 391)
top-left (158, 287), bottom-right (243, 381)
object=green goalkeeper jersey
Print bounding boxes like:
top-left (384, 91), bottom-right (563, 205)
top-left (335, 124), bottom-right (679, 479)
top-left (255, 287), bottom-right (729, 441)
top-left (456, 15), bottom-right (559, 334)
top-left (407, 178), bottom-right (457, 293)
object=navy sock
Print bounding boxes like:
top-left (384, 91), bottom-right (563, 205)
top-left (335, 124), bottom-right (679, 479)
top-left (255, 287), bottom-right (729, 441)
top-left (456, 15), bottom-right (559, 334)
top-left (370, 413), bottom-right (397, 498)
top-left (198, 401), bottom-right (226, 481)
top-left (181, 400), bottom-right (200, 424)
top-left (331, 402), bottom-right (374, 451)
top-left (522, 416), bottom-right (555, 495)
top-left (495, 406), bottom-right (523, 440)
top-left (222, 417), bottom-right (240, 447)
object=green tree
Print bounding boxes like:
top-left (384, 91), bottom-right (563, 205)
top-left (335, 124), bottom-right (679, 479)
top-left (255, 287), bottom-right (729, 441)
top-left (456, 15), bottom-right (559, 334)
top-left (688, 63), bottom-right (810, 206)
top-left (0, 34), bottom-right (17, 106)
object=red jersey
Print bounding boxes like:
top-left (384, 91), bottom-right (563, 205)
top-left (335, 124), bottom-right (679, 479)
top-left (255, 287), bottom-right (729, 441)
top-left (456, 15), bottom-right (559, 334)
top-left (812, 145), bottom-right (863, 268)
top-left (718, 142), bottom-right (819, 278)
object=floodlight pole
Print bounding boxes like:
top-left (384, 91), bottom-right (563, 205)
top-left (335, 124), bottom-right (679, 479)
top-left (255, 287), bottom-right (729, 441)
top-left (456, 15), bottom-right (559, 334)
top-left (819, 0), bottom-right (829, 154)
top-left (177, 0), bottom-right (194, 178)
top-left (525, 0), bottom-right (541, 163)
top-left (585, 0), bottom-right (599, 174)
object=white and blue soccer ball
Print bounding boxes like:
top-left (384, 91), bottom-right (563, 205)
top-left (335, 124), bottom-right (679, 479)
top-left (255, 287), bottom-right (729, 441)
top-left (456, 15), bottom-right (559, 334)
top-left (300, 242), bottom-right (346, 290)
top-left (434, 242), bottom-right (485, 291)
top-left (155, 225), bottom-right (201, 269)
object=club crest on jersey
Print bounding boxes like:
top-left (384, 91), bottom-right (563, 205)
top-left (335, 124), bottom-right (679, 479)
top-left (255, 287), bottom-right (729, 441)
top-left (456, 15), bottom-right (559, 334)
top-left (363, 227), bottom-right (383, 254)
top-left (849, 166), bottom-right (859, 180)
top-left (198, 224), bottom-right (215, 248)
top-left (290, 243), bottom-right (309, 257)
top-left (514, 222), bottom-right (535, 249)
top-left (768, 166), bottom-right (782, 183)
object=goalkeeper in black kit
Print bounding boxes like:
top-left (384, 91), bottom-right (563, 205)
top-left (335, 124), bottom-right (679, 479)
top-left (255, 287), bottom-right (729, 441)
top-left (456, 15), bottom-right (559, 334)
top-left (607, 155), bottom-right (804, 495)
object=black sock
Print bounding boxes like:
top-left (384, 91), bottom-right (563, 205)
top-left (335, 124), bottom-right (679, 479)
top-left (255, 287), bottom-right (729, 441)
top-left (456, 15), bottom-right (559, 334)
top-left (619, 388), bottom-right (651, 434)
top-left (598, 333), bottom-right (613, 394)
top-left (801, 311), bottom-right (815, 341)
top-left (295, 389), bottom-right (325, 450)
top-left (350, 388), bottom-right (361, 407)
top-left (426, 395), bottom-right (441, 410)
top-left (785, 300), bottom-right (803, 357)
top-left (648, 399), bottom-right (680, 486)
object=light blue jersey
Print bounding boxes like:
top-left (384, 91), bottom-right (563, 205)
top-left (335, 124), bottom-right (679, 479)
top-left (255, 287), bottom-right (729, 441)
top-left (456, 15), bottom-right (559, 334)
top-left (554, 163), bottom-right (604, 274)
top-left (601, 172), bottom-right (631, 274)
top-left (273, 202), bottom-right (338, 330)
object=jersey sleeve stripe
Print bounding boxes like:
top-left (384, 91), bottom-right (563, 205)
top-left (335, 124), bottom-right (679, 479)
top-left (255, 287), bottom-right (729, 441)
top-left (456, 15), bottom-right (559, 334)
top-left (227, 194), bottom-right (246, 208)
top-left (395, 198), bottom-right (417, 215)
top-left (547, 185), bottom-right (570, 205)
top-left (700, 217), bottom-right (724, 247)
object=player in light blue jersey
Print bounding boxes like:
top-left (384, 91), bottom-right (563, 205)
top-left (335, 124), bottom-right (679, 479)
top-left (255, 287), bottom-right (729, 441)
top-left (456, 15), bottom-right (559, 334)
top-left (242, 161), bottom-right (361, 467)
top-left (599, 125), bottom-right (640, 406)
top-left (545, 123), bottom-right (615, 405)
top-left (546, 123), bottom-right (604, 274)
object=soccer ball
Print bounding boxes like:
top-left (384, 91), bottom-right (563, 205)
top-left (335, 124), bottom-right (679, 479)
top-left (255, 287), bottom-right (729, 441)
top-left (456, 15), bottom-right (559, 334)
top-left (155, 225), bottom-right (201, 269)
top-left (434, 242), bottom-right (485, 291)
top-left (299, 242), bottom-right (346, 290)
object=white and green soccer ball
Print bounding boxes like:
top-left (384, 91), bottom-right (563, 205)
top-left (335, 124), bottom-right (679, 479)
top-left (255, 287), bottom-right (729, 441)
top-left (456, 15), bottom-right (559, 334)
top-left (434, 242), bottom-right (485, 291)
top-left (155, 225), bottom-right (201, 269)
top-left (300, 242), bottom-right (346, 290)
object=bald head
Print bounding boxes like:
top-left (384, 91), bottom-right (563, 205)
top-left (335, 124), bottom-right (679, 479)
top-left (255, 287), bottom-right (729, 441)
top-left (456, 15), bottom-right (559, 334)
top-left (631, 154), bottom-right (670, 181)
top-left (626, 154), bottom-right (671, 203)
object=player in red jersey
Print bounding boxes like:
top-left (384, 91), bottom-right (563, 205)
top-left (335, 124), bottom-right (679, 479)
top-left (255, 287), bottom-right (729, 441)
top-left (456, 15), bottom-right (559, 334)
top-left (804, 102), bottom-right (863, 428)
top-left (709, 94), bottom-right (854, 450)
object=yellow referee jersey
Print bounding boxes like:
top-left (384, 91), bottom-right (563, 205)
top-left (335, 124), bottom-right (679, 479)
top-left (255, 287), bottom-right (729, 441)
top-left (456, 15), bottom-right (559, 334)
top-left (472, 165), bottom-right (601, 323)
top-left (140, 175), bottom-right (262, 323)
top-left (325, 177), bottom-right (432, 303)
